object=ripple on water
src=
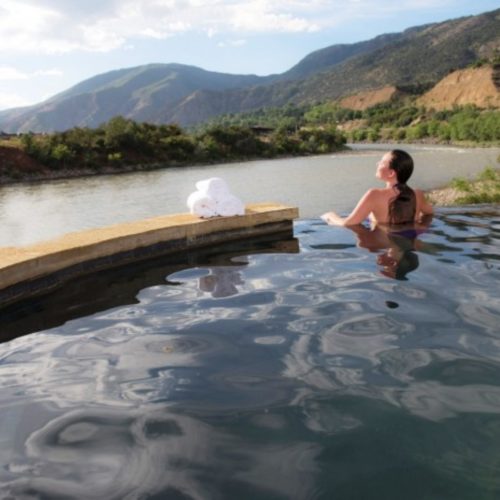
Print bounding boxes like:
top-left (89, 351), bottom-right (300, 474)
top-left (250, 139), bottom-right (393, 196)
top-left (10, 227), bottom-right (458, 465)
top-left (1, 209), bottom-right (500, 498)
top-left (1, 407), bottom-right (248, 499)
top-left (457, 303), bottom-right (500, 337)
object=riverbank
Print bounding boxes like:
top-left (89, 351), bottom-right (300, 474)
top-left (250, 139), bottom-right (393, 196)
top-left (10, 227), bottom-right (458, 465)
top-left (0, 137), bottom-right (349, 187)
top-left (351, 137), bottom-right (500, 149)
top-left (427, 165), bottom-right (500, 205)
top-left (0, 146), bottom-right (316, 186)
top-left (0, 120), bottom-right (349, 186)
top-left (2, 139), bottom-right (498, 188)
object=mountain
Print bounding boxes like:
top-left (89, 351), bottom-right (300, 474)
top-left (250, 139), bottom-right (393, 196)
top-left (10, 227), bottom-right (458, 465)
top-left (0, 8), bottom-right (498, 133)
top-left (276, 28), bottom-right (429, 82)
top-left (0, 64), bottom-right (268, 133)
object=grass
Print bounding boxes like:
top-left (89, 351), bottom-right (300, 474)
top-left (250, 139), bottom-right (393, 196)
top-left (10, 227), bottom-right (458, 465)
top-left (449, 166), bottom-right (500, 204)
top-left (427, 153), bottom-right (500, 206)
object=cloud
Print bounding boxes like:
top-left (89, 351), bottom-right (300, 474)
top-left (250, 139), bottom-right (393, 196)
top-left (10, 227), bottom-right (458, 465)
top-left (0, 0), bottom-right (324, 54)
top-left (0, 67), bottom-right (28, 80)
top-left (0, 0), bottom-right (68, 53)
top-left (0, 0), bottom-right (459, 55)
top-left (217, 39), bottom-right (247, 48)
top-left (34, 69), bottom-right (64, 77)
top-left (0, 66), bottom-right (63, 81)
top-left (230, 3), bottom-right (320, 33)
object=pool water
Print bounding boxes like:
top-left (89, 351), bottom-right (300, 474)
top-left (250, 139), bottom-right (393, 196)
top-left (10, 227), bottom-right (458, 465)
top-left (1, 208), bottom-right (500, 499)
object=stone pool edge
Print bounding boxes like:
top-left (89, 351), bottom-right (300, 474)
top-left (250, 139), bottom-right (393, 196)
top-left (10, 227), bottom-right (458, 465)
top-left (0, 202), bottom-right (299, 306)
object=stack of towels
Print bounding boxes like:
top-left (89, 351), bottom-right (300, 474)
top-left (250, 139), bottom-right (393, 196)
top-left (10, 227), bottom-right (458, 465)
top-left (187, 177), bottom-right (245, 218)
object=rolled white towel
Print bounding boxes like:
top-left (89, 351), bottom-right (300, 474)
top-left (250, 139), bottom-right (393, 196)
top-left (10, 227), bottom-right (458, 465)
top-left (195, 177), bottom-right (230, 200)
top-left (187, 190), bottom-right (217, 218)
top-left (215, 194), bottom-right (245, 217)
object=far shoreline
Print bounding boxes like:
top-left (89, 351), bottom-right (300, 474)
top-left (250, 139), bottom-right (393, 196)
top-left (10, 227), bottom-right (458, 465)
top-left (1, 141), bottom-right (499, 189)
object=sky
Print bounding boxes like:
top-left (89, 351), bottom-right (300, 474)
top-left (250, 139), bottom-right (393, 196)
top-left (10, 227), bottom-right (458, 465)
top-left (0, 0), bottom-right (498, 111)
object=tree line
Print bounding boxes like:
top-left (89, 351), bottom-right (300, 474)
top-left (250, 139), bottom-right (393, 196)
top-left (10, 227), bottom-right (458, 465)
top-left (348, 103), bottom-right (500, 143)
top-left (19, 116), bottom-right (347, 172)
top-left (206, 101), bottom-right (500, 145)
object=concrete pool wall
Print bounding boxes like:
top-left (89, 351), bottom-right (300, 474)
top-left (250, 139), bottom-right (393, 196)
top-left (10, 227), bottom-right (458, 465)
top-left (0, 202), bottom-right (298, 306)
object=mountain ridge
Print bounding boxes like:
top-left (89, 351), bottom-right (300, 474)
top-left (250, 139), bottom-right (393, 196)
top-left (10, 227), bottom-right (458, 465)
top-left (0, 8), bottom-right (498, 133)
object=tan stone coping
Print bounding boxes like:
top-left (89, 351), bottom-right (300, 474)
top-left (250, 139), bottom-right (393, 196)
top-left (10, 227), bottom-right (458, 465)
top-left (0, 202), bottom-right (299, 301)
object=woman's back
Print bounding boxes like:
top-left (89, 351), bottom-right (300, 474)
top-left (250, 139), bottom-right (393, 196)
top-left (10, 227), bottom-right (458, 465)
top-left (369, 187), bottom-right (428, 225)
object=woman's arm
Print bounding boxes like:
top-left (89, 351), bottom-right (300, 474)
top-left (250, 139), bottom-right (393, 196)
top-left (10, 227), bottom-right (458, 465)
top-left (322, 189), bottom-right (376, 226)
top-left (415, 189), bottom-right (433, 217)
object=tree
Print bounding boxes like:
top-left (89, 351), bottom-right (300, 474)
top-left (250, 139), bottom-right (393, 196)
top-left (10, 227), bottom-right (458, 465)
top-left (51, 144), bottom-right (74, 167)
top-left (103, 116), bottom-right (135, 149)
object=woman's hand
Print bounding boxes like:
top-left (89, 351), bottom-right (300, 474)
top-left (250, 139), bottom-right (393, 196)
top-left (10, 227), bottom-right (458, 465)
top-left (322, 189), bottom-right (376, 226)
top-left (321, 211), bottom-right (345, 226)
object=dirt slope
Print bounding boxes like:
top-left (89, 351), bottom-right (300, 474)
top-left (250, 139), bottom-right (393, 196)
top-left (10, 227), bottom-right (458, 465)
top-left (417, 66), bottom-right (500, 110)
top-left (338, 86), bottom-right (398, 110)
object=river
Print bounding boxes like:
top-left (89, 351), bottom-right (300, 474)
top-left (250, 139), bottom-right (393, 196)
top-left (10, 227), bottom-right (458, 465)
top-left (0, 143), bottom-right (498, 247)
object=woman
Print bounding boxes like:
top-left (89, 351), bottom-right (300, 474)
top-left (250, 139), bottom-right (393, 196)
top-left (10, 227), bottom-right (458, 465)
top-left (322, 149), bottom-right (433, 226)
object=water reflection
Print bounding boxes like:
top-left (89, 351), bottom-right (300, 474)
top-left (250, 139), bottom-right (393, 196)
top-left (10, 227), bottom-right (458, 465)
top-left (0, 233), bottom-right (298, 342)
top-left (2, 405), bottom-right (321, 499)
top-left (199, 263), bottom-right (246, 298)
top-left (345, 216), bottom-right (433, 281)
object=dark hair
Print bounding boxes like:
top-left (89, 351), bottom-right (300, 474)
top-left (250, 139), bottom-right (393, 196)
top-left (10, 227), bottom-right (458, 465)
top-left (388, 149), bottom-right (416, 224)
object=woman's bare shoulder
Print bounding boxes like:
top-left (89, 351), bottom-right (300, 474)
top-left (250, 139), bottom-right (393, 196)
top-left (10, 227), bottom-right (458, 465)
top-left (371, 187), bottom-right (395, 199)
top-left (366, 187), bottom-right (389, 196)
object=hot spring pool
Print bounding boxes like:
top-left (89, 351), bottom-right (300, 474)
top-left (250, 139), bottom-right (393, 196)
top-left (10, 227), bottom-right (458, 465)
top-left (1, 208), bottom-right (499, 499)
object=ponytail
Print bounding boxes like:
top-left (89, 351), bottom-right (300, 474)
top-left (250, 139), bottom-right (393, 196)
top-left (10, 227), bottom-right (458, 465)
top-left (387, 150), bottom-right (416, 224)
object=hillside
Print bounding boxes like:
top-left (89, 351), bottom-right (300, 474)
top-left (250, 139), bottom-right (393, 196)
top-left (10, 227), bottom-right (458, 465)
top-left (289, 9), bottom-right (500, 105)
top-left (0, 145), bottom-right (47, 182)
top-left (333, 65), bottom-right (500, 111)
top-left (417, 65), bottom-right (500, 110)
top-left (0, 8), bottom-right (498, 132)
top-left (276, 30), bottom-right (426, 82)
top-left (338, 86), bottom-right (400, 110)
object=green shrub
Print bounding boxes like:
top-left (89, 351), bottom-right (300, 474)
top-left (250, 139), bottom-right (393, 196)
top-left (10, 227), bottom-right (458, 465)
top-left (450, 177), bottom-right (472, 192)
top-left (394, 128), bottom-right (407, 140)
top-left (450, 166), bottom-right (500, 204)
top-left (477, 166), bottom-right (498, 182)
top-left (107, 152), bottom-right (122, 162)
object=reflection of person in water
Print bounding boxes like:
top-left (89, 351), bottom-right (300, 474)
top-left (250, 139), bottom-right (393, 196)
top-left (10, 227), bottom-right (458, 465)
top-left (376, 233), bottom-right (420, 280)
top-left (347, 217), bottom-right (432, 280)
